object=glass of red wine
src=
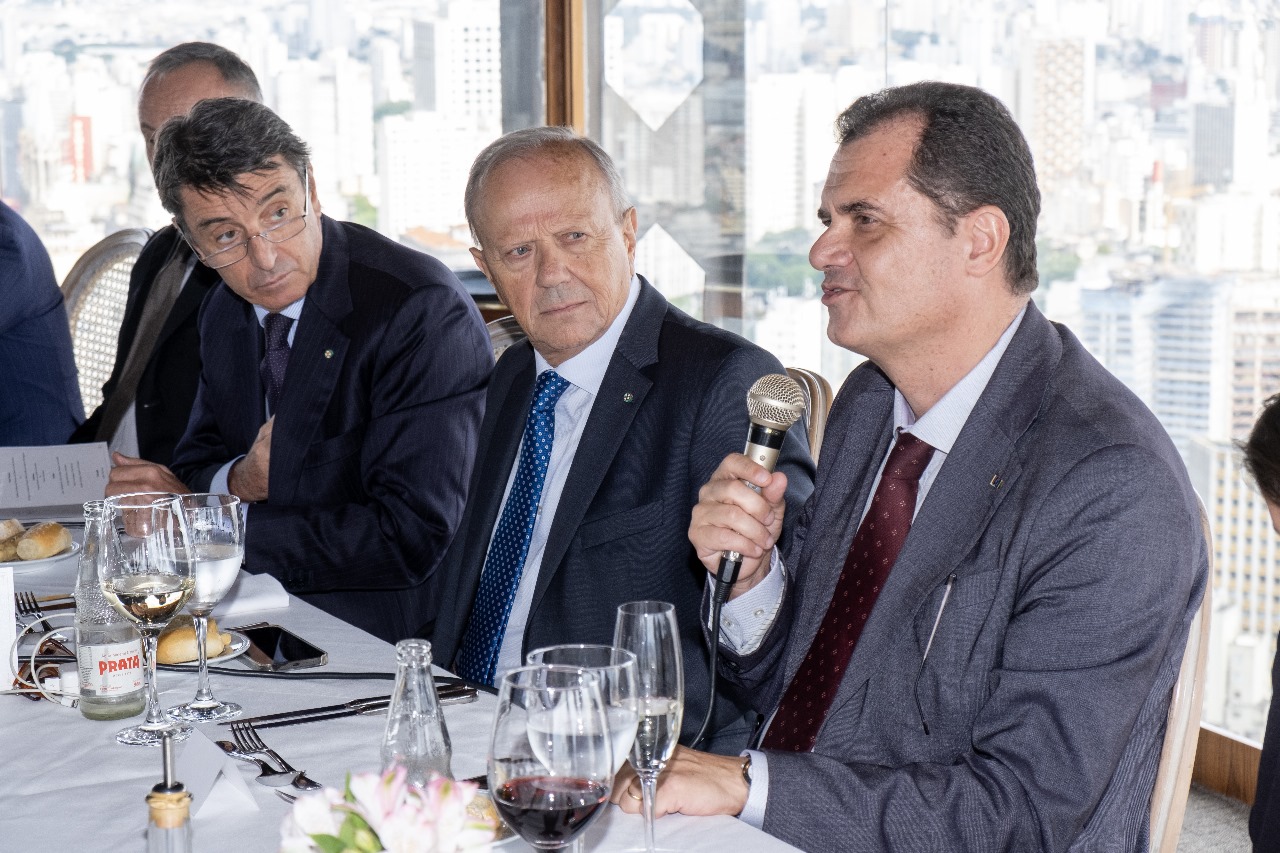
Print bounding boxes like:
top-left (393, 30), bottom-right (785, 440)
top-left (488, 664), bottom-right (614, 850)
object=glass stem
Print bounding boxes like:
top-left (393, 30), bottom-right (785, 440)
top-left (141, 632), bottom-right (164, 727)
top-left (640, 772), bottom-right (658, 853)
top-left (193, 614), bottom-right (213, 703)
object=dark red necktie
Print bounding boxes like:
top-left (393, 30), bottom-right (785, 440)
top-left (762, 431), bottom-right (934, 751)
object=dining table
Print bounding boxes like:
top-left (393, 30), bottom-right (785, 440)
top-left (0, 525), bottom-right (801, 853)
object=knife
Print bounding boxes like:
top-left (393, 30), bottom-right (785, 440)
top-left (222, 683), bottom-right (477, 728)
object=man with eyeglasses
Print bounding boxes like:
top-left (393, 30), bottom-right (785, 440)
top-left (106, 98), bottom-right (493, 643)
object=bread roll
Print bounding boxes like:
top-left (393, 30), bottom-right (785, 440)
top-left (0, 518), bottom-right (23, 540)
top-left (156, 615), bottom-right (231, 664)
top-left (16, 522), bottom-right (71, 561)
top-left (0, 532), bottom-right (19, 562)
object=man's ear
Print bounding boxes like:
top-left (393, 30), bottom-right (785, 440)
top-left (962, 205), bottom-right (1009, 279)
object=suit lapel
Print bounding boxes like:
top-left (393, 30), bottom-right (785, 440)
top-left (268, 217), bottom-right (352, 505)
top-left (785, 305), bottom-right (1063, 719)
top-left (525, 281), bottom-right (665, 621)
top-left (153, 258), bottom-right (219, 347)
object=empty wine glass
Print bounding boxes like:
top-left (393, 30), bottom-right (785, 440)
top-left (613, 601), bottom-right (683, 853)
top-left (102, 492), bottom-right (194, 746)
top-left (488, 664), bottom-right (614, 851)
top-left (167, 493), bottom-right (245, 723)
top-left (526, 644), bottom-right (640, 774)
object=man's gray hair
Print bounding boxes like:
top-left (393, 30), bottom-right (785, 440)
top-left (464, 126), bottom-right (631, 244)
top-left (140, 42), bottom-right (263, 103)
top-left (152, 98), bottom-right (309, 226)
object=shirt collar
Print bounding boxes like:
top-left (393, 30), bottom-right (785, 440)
top-left (252, 296), bottom-right (306, 327)
top-left (533, 275), bottom-right (642, 396)
top-left (894, 304), bottom-right (1027, 454)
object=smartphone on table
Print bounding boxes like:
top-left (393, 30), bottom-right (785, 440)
top-left (241, 625), bottom-right (327, 671)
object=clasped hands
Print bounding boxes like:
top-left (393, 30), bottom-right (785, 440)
top-left (106, 417), bottom-right (274, 502)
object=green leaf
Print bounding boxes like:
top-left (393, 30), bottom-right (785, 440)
top-left (308, 833), bottom-right (349, 853)
top-left (337, 812), bottom-right (381, 852)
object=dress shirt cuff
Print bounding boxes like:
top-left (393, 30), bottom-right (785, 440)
top-left (716, 550), bottom-right (785, 655)
top-left (209, 456), bottom-right (242, 497)
top-left (737, 749), bottom-right (768, 829)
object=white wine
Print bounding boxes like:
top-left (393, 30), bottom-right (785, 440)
top-left (630, 696), bottom-right (681, 773)
top-left (102, 575), bottom-right (195, 629)
top-left (179, 544), bottom-right (243, 613)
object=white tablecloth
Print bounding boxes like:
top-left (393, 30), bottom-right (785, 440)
top-left (0, 549), bottom-right (799, 853)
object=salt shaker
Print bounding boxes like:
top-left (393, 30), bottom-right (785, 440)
top-left (381, 638), bottom-right (453, 785)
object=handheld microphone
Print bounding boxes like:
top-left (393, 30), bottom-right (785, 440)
top-left (692, 373), bottom-right (806, 750)
top-left (713, 373), bottom-right (806, 604)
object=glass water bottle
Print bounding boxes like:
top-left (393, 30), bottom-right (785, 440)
top-left (380, 638), bottom-right (453, 785)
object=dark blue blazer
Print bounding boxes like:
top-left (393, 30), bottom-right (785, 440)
top-left (171, 216), bottom-right (493, 642)
top-left (0, 202), bottom-right (82, 445)
top-left (427, 279), bottom-right (815, 751)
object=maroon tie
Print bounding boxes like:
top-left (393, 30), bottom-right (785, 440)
top-left (762, 431), bottom-right (934, 751)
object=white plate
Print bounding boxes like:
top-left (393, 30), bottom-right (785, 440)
top-left (1, 540), bottom-right (81, 573)
top-left (168, 631), bottom-right (250, 667)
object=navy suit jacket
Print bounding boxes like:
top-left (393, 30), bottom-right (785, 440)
top-left (723, 303), bottom-right (1207, 852)
top-left (428, 279), bottom-right (815, 751)
top-left (70, 226), bottom-right (221, 465)
top-left (171, 216), bottom-right (493, 642)
top-left (0, 202), bottom-right (82, 444)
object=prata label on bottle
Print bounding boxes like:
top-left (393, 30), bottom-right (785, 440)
top-left (78, 641), bottom-right (143, 694)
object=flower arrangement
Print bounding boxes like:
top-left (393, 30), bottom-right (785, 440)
top-left (280, 768), bottom-right (496, 853)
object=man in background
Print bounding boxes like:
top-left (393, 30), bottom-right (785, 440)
top-left (426, 127), bottom-right (814, 751)
top-left (0, 199), bottom-right (82, 444)
top-left (71, 42), bottom-right (261, 465)
top-left (107, 99), bottom-right (492, 642)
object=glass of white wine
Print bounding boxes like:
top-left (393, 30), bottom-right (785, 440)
top-left (103, 492), bottom-right (194, 746)
top-left (613, 601), bottom-right (683, 853)
top-left (167, 493), bottom-right (245, 724)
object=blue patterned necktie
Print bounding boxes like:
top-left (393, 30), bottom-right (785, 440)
top-left (260, 312), bottom-right (293, 416)
top-left (455, 370), bottom-right (572, 686)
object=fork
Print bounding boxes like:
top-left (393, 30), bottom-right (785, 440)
top-left (230, 722), bottom-right (323, 791)
top-left (15, 591), bottom-right (70, 642)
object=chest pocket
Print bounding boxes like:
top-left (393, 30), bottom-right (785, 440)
top-left (578, 500), bottom-right (664, 550)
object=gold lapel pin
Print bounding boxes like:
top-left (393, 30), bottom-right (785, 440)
top-left (324, 349), bottom-right (334, 359)
top-left (989, 474), bottom-right (1003, 488)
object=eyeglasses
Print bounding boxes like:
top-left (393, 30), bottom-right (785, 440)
top-left (180, 167), bottom-right (311, 270)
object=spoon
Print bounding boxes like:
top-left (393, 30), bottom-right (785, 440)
top-left (215, 739), bottom-right (298, 787)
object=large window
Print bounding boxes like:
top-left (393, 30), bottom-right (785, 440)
top-left (3, 0), bottom-right (1277, 750)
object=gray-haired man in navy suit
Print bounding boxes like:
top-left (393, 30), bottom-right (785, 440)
top-left (629, 82), bottom-right (1209, 852)
top-left (425, 127), bottom-right (815, 753)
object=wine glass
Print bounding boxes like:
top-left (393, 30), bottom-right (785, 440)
top-left (102, 492), bottom-right (194, 746)
top-left (613, 601), bottom-right (683, 853)
top-left (526, 644), bottom-right (640, 773)
top-left (488, 664), bottom-right (614, 851)
top-left (166, 493), bottom-right (245, 723)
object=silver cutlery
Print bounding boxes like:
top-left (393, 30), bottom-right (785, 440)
top-left (214, 739), bottom-right (299, 787)
top-left (230, 722), bottom-right (323, 791)
top-left (275, 789), bottom-right (298, 804)
top-left (14, 591), bottom-right (71, 641)
top-left (222, 684), bottom-right (477, 729)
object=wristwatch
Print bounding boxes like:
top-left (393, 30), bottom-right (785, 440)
top-left (740, 753), bottom-right (753, 788)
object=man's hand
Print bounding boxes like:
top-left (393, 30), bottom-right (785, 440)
top-left (689, 453), bottom-right (788, 599)
top-left (610, 746), bottom-right (750, 818)
top-left (106, 453), bottom-right (189, 496)
top-left (228, 417), bottom-right (273, 502)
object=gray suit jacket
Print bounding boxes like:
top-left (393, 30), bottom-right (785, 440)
top-left (724, 303), bottom-right (1208, 852)
top-left (428, 279), bottom-right (815, 751)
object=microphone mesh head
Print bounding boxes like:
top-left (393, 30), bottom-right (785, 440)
top-left (746, 374), bottom-right (806, 429)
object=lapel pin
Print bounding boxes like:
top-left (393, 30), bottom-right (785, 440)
top-left (623, 392), bottom-right (634, 403)
top-left (324, 349), bottom-right (334, 359)
top-left (989, 474), bottom-right (1003, 489)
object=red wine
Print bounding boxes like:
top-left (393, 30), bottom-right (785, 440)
top-left (494, 776), bottom-right (608, 847)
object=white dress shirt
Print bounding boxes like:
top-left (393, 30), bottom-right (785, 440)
top-left (489, 276), bottom-right (643, 677)
top-left (728, 305), bottom-right (1027, 829)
